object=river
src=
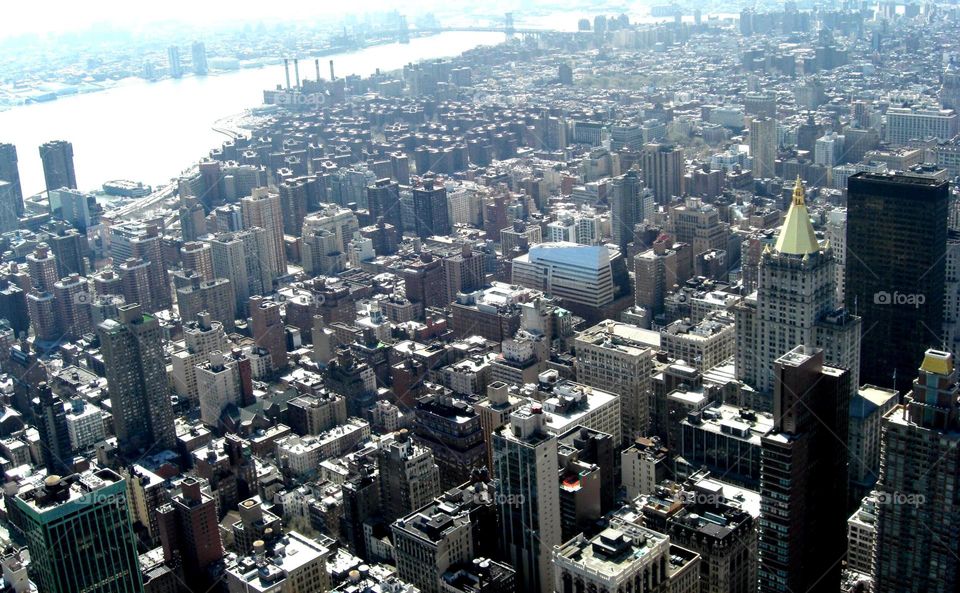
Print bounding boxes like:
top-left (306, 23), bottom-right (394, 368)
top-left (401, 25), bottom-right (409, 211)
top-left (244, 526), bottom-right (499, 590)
top-left (0, 31), bottom-right (505, 197)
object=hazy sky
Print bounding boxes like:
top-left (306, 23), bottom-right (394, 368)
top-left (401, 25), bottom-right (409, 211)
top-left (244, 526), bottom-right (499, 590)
top-left (3, 0), bottom-right (450, 38)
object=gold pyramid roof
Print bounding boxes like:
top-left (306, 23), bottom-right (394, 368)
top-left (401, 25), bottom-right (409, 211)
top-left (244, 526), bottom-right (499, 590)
top-left (774, 177), bottom-right (820, 255)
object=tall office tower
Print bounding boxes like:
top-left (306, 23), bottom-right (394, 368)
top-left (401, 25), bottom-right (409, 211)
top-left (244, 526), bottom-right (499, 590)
top-left (847, 384), bottom-right (897, 505)
top-left (668, 197), bottom-right (730, 255)
top-left (412, 178), bottom-right (451, 238)
top-left (42, 224), bottom-right (89, 277)
top-left (167, 46), bottom-right (183, 78)
top-left (129, 225), bottom-right (170, 310)
top-left (640, 143), bottom-right (685, 205)
top-left (368, 178), bottom-right (403, 231)
top-left (190, 41), bottom-right (208, 75)
top-left (179, 195), bottom-right (207, 241)
top-left (749, 116), bottom-right (777, 180)
top-left (278, 177), bottom-right (309, 236)
top-left (609, 169), bottom-right (644, 251)
top-left (26, 291), bottom-right (60, 343)
top-left (99, 304), bottom-right (176, 456)
top-left (39, 140), bottom-right (77, 193)
top-left (207, 229), bottom-right (273, 316)
top-left (873, 349), bottom-right (960, 591)
top-left (53, 188), bottom-right (94, 231)
top-left (10, 469), bottom-right (143, 593)
top-left (180, 241), bottom-right (214, 282)
top-left (241, 187), bottom-right (286, 278)
top-left (737, 179), bottom-right (860, 400)
top-left (846, 172), bottom-right (948, 389)
top-left (411, 392), bottom-right (486, 489)
top-left (53, 274), bottom-right (93, 340)
top-left (157, 477), bottom-right (222, 588)
top-left (301, 228), bottom-right (346, 276)
top-left (635, 237), bottom-right (692, 321)
top-left (492, 406), bottom-right (561, 593)
top-left (117, 258), bottom-right (155, 313)
top-left (758, 346), bottom-right (850, 593)
top-left (442, 243), bottom-right (485, 301)
top-left (26, 244), bottom-right (58, 294)
top-left (377, 431), bottom-right (441, 518)
top-left (0, 181), bottom-right (17, 233)
top-left (175, 275), bottom-right (236, 332)
top-left (249, 295), bottom-right (288, 373)
top-left (32, 382), bottom-right (72, 474)
top-left (0, 143), bottom-right (23, 216)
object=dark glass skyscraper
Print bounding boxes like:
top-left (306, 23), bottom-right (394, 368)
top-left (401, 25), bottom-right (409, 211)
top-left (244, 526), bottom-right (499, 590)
top-left (412, 178), bottom-right (451, 239)
top-left (39, 140), bottom-right (77, 193)
top-left (11, 469), bottom-right (144, 593)
top-left (845, 172), bottom-right (948, 390)
top-left (758, 346), bottom-right (850, 593)
top-left (0, 142), bottom-right (24, 216)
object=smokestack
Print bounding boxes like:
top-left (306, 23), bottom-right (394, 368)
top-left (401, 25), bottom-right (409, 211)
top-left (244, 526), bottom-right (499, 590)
top-left (329, 59), bottom-right (335, 81)
top-left (283, 59), bottom-right (291, 89)
top-left (315, 59), bottom-right (321, 81)
top-left (294, 59), bottom-right (300, 88)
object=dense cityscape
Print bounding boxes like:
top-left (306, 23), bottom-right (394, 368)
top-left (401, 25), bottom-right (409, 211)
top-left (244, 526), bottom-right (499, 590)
top-left (0, 1), bottom-right (957, 592)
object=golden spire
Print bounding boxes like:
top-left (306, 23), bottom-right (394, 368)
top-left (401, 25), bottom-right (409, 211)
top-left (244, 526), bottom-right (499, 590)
top-left (775, 175), bottom-right (820, 255)
top-left (792, 175), bottom-right (805, 206)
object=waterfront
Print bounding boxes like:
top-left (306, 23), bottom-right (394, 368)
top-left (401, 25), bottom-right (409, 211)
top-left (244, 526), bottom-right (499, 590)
top-left (0, 31), bottom-right (504, 197)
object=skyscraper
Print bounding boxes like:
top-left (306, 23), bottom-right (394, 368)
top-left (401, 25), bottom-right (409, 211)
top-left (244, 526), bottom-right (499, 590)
top-left (412, 178), bottom-right (451, 238)
top-left (167, 46), bottom-right (183, 78)
top-left (0, 142), bottom-right (23, 216)
top-left (10, 469), bottom-right (144, 593)
top-left (749, 116), bottom-right (777, 179)
top-left (608, 169), bottom-right (646, 251)
top-left (377, 430), bottom-right (442, 522)
top-left (98, 304), bottom-right (176, 456)
top-left (758, 346), bottom-right (850, 593)
top-left (191, 41), bottom-right (208, 75)
top-left (492, 405), bottom-right (561, 593)
top-left (368, 178), bottom-right (403, 232)
top-left (737, 178), bottom-right (861, 401)
top-left (640, 142), bottom-right (685, 204)
top-left (249, 295), bottom-right (288, 373)
top-left (157, 477), bottom-right (223, 589)
top-left (873, 349), bottom-right (960, 592)
top-left (240, 187), bottom-right (286, 279)
top-left (39, 140), bottom-right (77, 193)
top-left (846, 172), bottom-right (948, 389)
top-left (32, 382), bottom-right (72, 475)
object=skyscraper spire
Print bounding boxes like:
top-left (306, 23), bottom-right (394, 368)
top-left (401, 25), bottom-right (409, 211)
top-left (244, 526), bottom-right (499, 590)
top-left (774, 176), bottom-right (820, 255)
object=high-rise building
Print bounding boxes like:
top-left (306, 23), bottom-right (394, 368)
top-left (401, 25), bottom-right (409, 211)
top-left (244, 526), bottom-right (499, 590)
top-left (378, 430), bottom-right (442, 522)
top-left (207, 229), bottom-right (273, 316)
top-left (758, 346), bottom-right (850, 593)
top-left (0, 143), bottom-right (23, 216)
top-left (175, 274), bottom-right (236, 332)
top-left (190, 41), bottom-right (208, 75)
top-left (26, 243), bottom-right (58, 294)
top-left (10, 469), bottom-right (144, 593)
top-left (249, 295), bottom-right (288, 373)
top-left (53, 273), bottom-right (94, 340)
top-left (640, 142), bottom-right (685, 204)
top-left (442, 243), bottom-right (485, 302)
top-left (574, 320), bottom-right (655, 442)
top-left (240, 187), bottom-right (286, 279)
top-left (278, 177), bottom-right (310, 237)
top-left (157, 477), bottom-right (222, 589)
top-left (737, 179), bottom-right (860, 402)
top-left (98, 304), bottom-right (176, 456)
top-left (167, 46), bottom-right (183, 78)
top-left (32, 382), bottom-right (72, 475)
top-left (39, 140), bottom-right (77, 193)
top-left (368, 178), bottom-right (404, 232)
top-left (846, 172), bottom-right (948, 389)
top-left (492, 405), bottom-right (561, 593)
top-left (0, 181), bottom-right (17, 233)
top-left (608, 169), bottom-right (650, 250)
top-left (873, 349), bottom-right (960, 592)
top-left (749, 117), bottom-right (777, 179)
top-left (412, 178), bottom-right (451, 238)
top-left (180, 241), bottom-right (214, 282)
